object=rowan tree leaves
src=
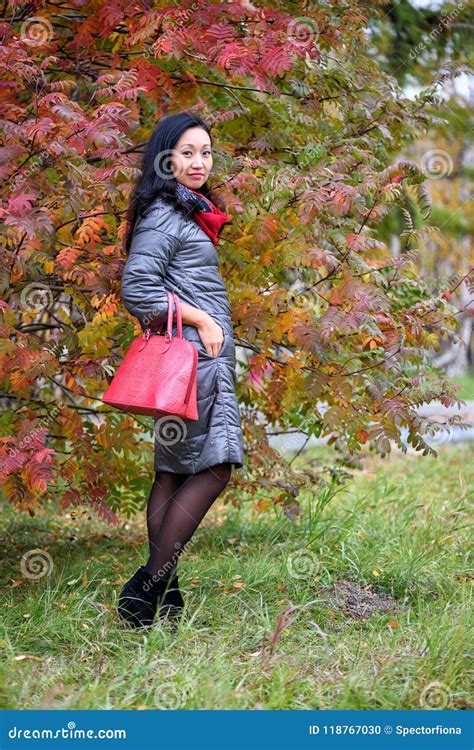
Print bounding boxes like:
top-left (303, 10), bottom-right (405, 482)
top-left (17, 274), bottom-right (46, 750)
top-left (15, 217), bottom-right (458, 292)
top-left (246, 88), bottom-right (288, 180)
top-left (0, 0), bottom-right (468, 517)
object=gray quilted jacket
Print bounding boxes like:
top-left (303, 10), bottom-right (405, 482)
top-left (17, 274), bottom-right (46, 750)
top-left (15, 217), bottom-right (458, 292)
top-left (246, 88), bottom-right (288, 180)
top-left (120, 195), bottom-right (245, 473)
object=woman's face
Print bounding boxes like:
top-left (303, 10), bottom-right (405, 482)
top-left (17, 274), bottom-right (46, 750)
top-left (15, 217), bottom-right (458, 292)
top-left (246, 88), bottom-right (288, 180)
top-left (171, 127), bottom-right (213, 190)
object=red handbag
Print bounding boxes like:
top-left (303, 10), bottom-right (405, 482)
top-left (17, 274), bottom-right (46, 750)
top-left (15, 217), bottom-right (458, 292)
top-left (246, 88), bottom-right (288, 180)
top-left (101, 291), bottom-right (199, 420)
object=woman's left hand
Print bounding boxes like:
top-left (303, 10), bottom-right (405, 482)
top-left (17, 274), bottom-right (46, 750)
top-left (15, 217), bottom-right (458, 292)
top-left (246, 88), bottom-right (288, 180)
top-left (196, 313), bottom-right (225, 357)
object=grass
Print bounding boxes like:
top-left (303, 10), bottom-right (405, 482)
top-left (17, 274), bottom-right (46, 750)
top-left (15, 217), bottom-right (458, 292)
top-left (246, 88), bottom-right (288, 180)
top-left (0, 444), bottom-right (472, 710)
top-left (451, 371), bottom-right (474, 401)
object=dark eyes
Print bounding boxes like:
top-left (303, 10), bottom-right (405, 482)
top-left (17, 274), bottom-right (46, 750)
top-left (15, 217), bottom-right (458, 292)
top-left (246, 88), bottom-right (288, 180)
top-left (182, 151), bottom-right (211, 156)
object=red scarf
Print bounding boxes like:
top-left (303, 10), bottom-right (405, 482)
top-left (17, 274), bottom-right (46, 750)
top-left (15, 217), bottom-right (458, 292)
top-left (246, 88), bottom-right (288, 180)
top-left (176, 184), bottom-right (231, 244)
top-left (194, 200), bottom-right (232, 244)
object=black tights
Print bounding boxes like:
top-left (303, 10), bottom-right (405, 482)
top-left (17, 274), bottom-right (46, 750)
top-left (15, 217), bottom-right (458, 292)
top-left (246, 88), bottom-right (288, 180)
top-left (144, 463), bottom-right (232, 579)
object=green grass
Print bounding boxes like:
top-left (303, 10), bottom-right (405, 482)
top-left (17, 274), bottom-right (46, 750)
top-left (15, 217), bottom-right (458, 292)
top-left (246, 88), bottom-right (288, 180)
top-left (0, 444), bottom-right (472, 710)
top-left (451, 371), bottom-right (474, 401)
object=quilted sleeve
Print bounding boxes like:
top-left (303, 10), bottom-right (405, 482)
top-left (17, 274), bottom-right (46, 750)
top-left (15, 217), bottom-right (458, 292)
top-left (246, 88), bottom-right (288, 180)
top-left (120, 204), bottom-right (182, 330)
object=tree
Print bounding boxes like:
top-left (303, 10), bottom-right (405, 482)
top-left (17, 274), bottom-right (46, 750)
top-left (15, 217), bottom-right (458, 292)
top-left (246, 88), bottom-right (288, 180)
top-left (1, 0), bottom-right (471, 519)
top-left (364, 0), bottom-right (473, 87)
top-left (365, 2), bottom-right (474, 377)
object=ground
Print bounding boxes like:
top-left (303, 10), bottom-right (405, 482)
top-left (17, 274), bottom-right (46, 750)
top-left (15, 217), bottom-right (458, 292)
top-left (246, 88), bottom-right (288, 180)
top-left (0, 443), bottom-right (472, 710)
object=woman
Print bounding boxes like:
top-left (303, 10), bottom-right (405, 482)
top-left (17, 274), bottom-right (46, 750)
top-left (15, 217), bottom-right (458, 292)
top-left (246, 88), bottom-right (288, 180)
top-left (116, 112), bottom-right (245, 629)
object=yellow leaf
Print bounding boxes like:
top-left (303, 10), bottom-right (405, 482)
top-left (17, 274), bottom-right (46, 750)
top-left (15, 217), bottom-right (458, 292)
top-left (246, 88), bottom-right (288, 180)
top-left (372, 569), bottom-right (380, 577)
top-left (253, 497), bottom-right (271, 513)
top-left (110, 33), bottom-right (124, 53)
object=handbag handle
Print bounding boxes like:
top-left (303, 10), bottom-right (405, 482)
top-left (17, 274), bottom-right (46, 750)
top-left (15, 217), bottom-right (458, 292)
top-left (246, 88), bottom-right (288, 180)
top-left (143, 291), bottom-right (183, 341)
top-left (166, 291), bottom-right (183, 339)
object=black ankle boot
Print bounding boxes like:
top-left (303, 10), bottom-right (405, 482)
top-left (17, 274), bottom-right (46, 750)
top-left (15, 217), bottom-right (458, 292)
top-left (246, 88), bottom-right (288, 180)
top-left (117, 566), bottom-right (171, 629)
top-left (159, 571), bottom-right (185, 621)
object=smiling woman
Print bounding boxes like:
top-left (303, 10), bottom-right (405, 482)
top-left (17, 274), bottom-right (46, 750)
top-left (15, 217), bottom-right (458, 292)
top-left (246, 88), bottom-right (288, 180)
top-left (116, 111), bottom-right (246, 630)
top-left (172, 127), bottom-right (212, 188)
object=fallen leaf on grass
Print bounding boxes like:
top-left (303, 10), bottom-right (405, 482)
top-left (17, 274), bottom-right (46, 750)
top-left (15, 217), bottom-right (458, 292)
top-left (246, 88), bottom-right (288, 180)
top-left (14, 655), bottom-right (41, 662)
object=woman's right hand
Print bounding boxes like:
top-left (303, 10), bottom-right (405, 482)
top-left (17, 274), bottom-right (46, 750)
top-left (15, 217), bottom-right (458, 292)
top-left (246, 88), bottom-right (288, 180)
top-left (196, 313), bottom-right (224, 357)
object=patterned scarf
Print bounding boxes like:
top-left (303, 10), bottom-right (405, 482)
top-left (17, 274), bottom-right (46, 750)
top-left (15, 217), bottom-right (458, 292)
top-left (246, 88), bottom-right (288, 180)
top-left (175, 182), bottom-right (231, 245)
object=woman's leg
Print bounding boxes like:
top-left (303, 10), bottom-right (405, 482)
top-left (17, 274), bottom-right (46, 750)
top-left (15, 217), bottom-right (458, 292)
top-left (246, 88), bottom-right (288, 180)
top-left (144, 462), bottom-right (232, 578)
top-left (146, 470), bottom-right (188, 564)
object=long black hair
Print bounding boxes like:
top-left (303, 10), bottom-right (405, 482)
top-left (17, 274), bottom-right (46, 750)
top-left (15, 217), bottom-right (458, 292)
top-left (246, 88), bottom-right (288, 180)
top-left (123, 111), bottom-right (225, 255)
